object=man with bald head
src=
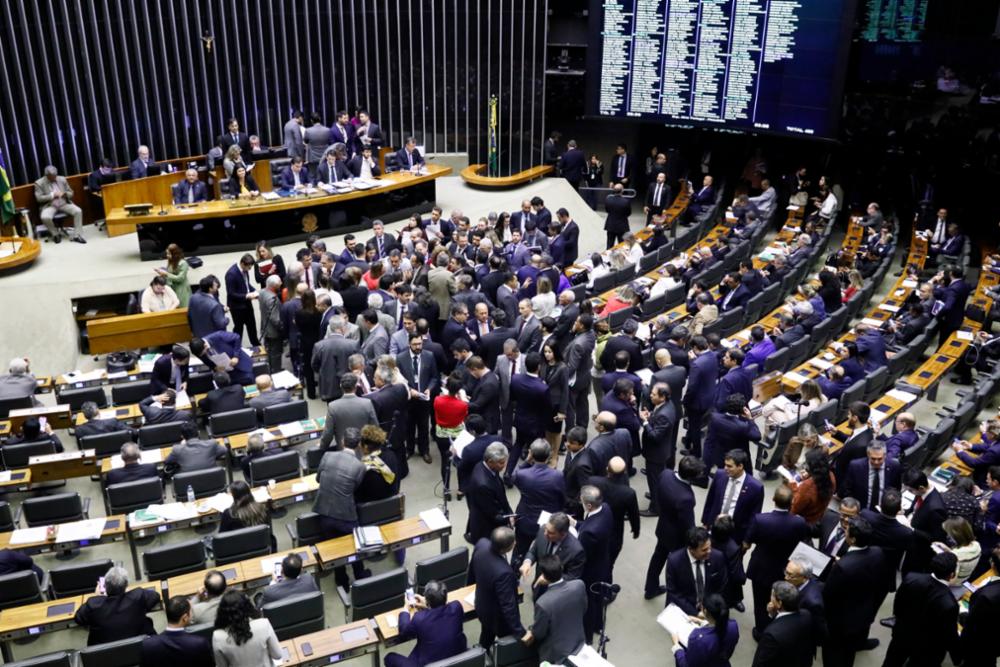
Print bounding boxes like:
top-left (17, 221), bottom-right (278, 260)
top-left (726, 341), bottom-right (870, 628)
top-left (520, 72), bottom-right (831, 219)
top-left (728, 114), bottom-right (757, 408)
top-left (511, 199), bottom-right (536, 235)
top-left (0, 357), bottom-right (39, 403)
top-left (588, 411), bottom-right (631, 470)
top-left (106, 442), bottom-right (160, 485)
top-left (587, 456), bottom-right (640, 569)
top-left (877, 412), bottom-right (918, 461)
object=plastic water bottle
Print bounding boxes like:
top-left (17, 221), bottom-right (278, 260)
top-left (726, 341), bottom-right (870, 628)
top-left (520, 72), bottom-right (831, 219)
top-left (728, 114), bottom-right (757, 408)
top-left (186, 485), bottom-right (196, 503)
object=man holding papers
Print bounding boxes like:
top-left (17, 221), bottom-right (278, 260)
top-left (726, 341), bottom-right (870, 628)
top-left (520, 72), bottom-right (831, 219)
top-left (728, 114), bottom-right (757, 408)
top-left (190, 331), bottom-right (255, 387)
top-left (523, 555), bottom-right (586, 664)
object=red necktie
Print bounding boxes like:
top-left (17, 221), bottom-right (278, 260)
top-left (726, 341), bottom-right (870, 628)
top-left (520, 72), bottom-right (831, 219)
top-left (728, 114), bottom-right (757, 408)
top-left (914, 496), bottom-right (924, 512)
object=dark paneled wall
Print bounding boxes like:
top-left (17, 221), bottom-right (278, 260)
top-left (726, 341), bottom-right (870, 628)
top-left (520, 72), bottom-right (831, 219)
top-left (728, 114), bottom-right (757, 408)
top-left (0, 0), bottom-right (547, 185)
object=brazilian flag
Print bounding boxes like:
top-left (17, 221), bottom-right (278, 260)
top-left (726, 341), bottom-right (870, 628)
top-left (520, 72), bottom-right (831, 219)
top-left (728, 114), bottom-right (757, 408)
top-left (488, 96), bottom-right (499, 177)
top-left (0, 150), bottom-right (13, 224)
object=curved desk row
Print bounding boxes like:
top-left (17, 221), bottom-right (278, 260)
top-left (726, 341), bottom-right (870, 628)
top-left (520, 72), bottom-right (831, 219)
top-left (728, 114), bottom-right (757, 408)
top-left (459, 163), bottom-right (554, 188)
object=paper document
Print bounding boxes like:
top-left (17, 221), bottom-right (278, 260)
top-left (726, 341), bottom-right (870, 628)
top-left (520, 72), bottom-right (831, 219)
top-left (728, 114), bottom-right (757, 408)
top-left (0, 471), bottom-right (11, 483)
top-left (252, 487), bottom-right (271, 503)
top-left (869, 409), bottom-right (889, 427)
top-left (174, 390), bottom-right (192, 409)
top-left (635, 368), bottom-right (654, 385)
top-left (387, 614), bottom-right (399, 629)
top-left (859, 318), bottom-right (884, 328)
top-left (878, 304), bottom-right (900, 313)
top-left (656, 603), bottom-right (702, 647)
top-left (271, 370), bottom-right (300, 390)
top-left (9, 526), bottom-right (50, 544)
top-left (789, 541), bottom-right (832, 577)
top-left (902, 279), bottom-right (918, 288)
top-left (419, 508), bottom-right (451, 531)
top-left (463, 591), bottom-right (476, 608)
top-left (956, 331), bottom-right (975, 341)
top-left (278, 421), bottom-right (304, 438)
top-left (783, 371), bottom-right (810, 385)
top-left (450, 430), bottom-right (474, 457)
top-left (885, 389), bottom-right (919, 404)
top-left (204, 493), bottom-right (234, 513)
top-left (291, 482), bottom-right (313, 494)
top-left (809, 358), bottom-right (833, 371)
top-left (569, 644), bottom-right (615, 667)
top-left (138, 360), bottom-right (155, 373)
top-left (107, 371), bottom-right (128, 380)
top-left (56, 518), bottom-right (107, 542)
top-left (538, 510), bottom-right (577, 537)
top-left (208, 352), bottom-right (231, 369)
top-left (110, 448), bottom-right (162, 469)
top-left (146, 503), bottom-right (198, 522)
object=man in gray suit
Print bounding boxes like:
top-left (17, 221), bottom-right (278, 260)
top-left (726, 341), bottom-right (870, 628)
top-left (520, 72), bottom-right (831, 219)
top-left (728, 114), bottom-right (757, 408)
top-left (356, 294), bottom-right (395, 341)
top-left (164, 422), bottom-right (227, 474)
top-left (257, 553), bottom-right (318, 607)
top-left (247, 375), bottom-right (292, 419)
top-left (389, 312), bottom-right (416, 356)
top-left (427, 254), bottom-right (456, 324)
top-left (493, 339), bottom-right (522, 444)
top-left (303, 113), bottom-right (332, 164)
top-left (319, 374), bottom-right (377, 449)
top-left (359, 310), bottom-right (390, 372)
top-left (312, 315), bottom-right (359, 402)
top-left (565, 315), bottom-right (596, 430)
top-left (33, 165), bottom-right (85, 243)
top-left (513, 300), bottom-right (542, 352)
top-left (524, 555), bottom-right (587, 664)
top-left (313, 429), bottom-right (368, 587)
top-left (0, 357), bottom-right (39, 404)
top-left (282, 110), bottom-right (306, 160)
top-left (258, 275), bottom-right (285, 373)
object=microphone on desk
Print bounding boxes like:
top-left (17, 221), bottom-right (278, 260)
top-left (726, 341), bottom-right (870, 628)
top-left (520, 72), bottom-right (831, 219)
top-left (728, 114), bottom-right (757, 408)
top-left (158, 203), bottom-right (167, 216)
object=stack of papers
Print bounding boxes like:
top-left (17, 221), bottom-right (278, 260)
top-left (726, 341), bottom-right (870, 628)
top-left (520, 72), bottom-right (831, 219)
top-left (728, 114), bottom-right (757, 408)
top-left (252, 487), bottom-right (271, 503)
top-left (538, 510), bottom-right (578, 537)
top-left (886, 389), bottom-right (919, 404)
top-left (419, 508), bottom-right (451, 531)
top-left (278, 421), bottom-right (304, 438)
top-left (291, 481), bottom-right (315, 494)
top-left (110, 449), bottom-right (162, 469)
top-left (450, 430), bottom-right (474, 457)
top-left (956, 331), bottom-right (975, 341)
top-left (789, 542), bottom-right (832, 577)
top-left (656, 603), bottom-right (703, 646)
top-left (783, 371), bottom-right (810, 385)
top-left (141, 503), bottom-right (198, 522)
top-left (271, 370), bottom-right (300, 390)
top-left (9, 526), bottom-right (50, 544)
top-left (353, 525), bottom-right (385, 551)
top-left (809, 358), bottom-right (833, 371)
top-left (859, 317), bottom-right (884, 328)
top-left (569, 645), bottom-right (615, 666)
top-left (878, 304), bottom-right (900, 313)
top-left (0, 471), bottom-right (12, 483)
top-left (56, 518), bottom-right (107, 542)
top-left (204, 493), bottom-right (235, 513)
top-left (64, 369), bottom-right (106, 383)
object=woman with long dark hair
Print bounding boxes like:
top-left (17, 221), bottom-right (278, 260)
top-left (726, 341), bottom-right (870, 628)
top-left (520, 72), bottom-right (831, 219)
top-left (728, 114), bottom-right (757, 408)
top-left (294, 288), bottom-right (321, 399)
top-left (433, 373), bottom-right (468, 499)
top-left (670, 593), bottom-right (739, 666)
top-left (542, 342), bottom-right (568, 466)
top-left (790, 448), bottom-right (836, 525)
top-left (218, 480), bottom-right (276, 551)
top-left (212, 590), bottom-right (282, 666)
top-left (156, 243), bottom-right (191, 307)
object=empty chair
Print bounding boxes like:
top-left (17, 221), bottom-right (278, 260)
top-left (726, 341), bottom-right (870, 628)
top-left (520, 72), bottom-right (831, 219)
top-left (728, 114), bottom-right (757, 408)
top-left (80, 430), bottom-right (134, 458)
top-left (247, 450), bottom-right (300, 487)
top-left (589, 270), bottom-right (617, 295)
top-left (742, 293), bottom-right (765, 324)
top-left (808, 399), bottom-right (839, 431)
top-left (261, 590), bottom-right (325, 641)
top-left (252, 360), bottom-right (270, 378)
top-left (638, 251), bottom-right (660, 274)
top-left (48, 558), bottom-right (113, 598)
top-left (55, 386), bottom-right (108, 411)
top-left (758, 283), bottom-right (782, 314)
top-left (0, 396), bottom-right (33, 419)
top-left (186, 372), bottom-right (215, 395)
top-left (1, 440), bottom-right (56, 468)
top-left (19, 492), bottom-right (88, 527)
top-left (357, 494), bottom-right (405, 526)
top-left (761, 347), bottom-right (790, 375)
top-left (111, 380), bottom-right (152, 406)
top-left (0, 570), bottom-right (43, 610)
top-left (414, 547), bottom-right (470, 594)
top-left (0, 501), bottom-right (14, 532)
top-left (606, 306), bottom-right (635, 332)
top-left (107, 477), bottom-right (164, 515)
top-left (5, 652), bottom-right (73, 667)
top-left (756, 417), bottom-right (801, 476)
top-left (212, 525), bottom-right (272, 565)
top-left (493, 635), bottom-right (538, 667)
top-left (425, 647), bottom-right (487, 667)
top-left (656, 241), bottom-right (675, 263)
top-left (185, 621), bottom-right (214, 642)
top-left (208, 408), bottom-right (257, 438)
top-left (827, 306), bottom-right (848, 335)
top-left (807, 318), bottom-right (836, 355)
top-left (173, 467), bottom-right (228, 500)
top-left (615, 263), bottom-right (637, 285)
top-left (78, 636), bottom-right (145, 667)
top-left (304, 447), bottom-right (324, 474)
top-left (348, 567), bottom-right (408, 621)
top-left (144, 538), bottom-right (207, 580)
top-left (261, 400), bottom-right (309, 427)
top-left (784, 336), bottom-right (813, 370)
top-left (659, 283), bottom-right (687, 311)
top-left (837, 380), bottom-right (866, 419)
top-left (137, 421), bottom-right (185, 449)
top-left (885, 349), bottom-right (911, 383)
top-left (862, 366), bottom-right (889, 403)
top-left (287, 512), bottom-right (324, 547)
top-left (638, 292), bottom-right (668, 319)
top-left (717, 306), bottom-right (745, 337)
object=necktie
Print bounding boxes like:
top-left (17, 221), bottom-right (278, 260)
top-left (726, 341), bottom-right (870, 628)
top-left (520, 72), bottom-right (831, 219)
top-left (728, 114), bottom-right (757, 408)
top-left (722, 478), bottom-right (738, 515)
top-left (244, 271), bottom-right (251, 293)
top-left (547, 540), bottom-right (556, 556)
top-left (172, 365), bottom-right (182, 392)
top-left (187, 185), bottom-right (194, 203)
top-left (408, 151), bottom-right (413, 168)
top-left (914, 495), bottom-right (924, 513)
top-left (378, 237), bottom-right (384, 256)
top-left (825, 527), bottom-right (844, 555)
top-left (869, 466), bottom-right (881, 510)
top-left (397, 304), bottom-right (404, 330)
top-left (332, 163), bottom-right (339, 183)
top-left (618, 157), bottom-right (624, 178)
top-left (232, 133), bottom-right (238, 146)
top-left (412, 355), bottom-right (420, 389)
top-left (655, 184), bottom-right (662, 206)
top-left (695, 561), bottom-right (705, 603)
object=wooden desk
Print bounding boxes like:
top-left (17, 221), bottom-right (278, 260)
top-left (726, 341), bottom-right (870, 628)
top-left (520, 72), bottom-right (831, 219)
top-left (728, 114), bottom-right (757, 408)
top-left (164, 546), bottom-right (319, 598)
top-left (314, 514), bottom-right (453, 571)
top-left (0, 237), bottom-right (41, 273)
top-left (100, 446), bottom-right (170, 475)
top-left (165, 563), bottom-right (245, 599)
top-left (288, 620), bottom-right (380, 667)
top-left (28, 450), bottom-right (100, 483)
top-left (0, 595), bottom-right (83, 644)
top-left (0, 515), bottom-right (126, 556)
top-left (374, 584), bottom-right (477, 645)
top-left (7, 404), bottom-right (72, 432)
top-left (74, 404), bottom-right (143, 429)
top-left (226, 418), bottom-right (324, 456)
top-left (86, 309), bottom-right (193, 355)
top-left (105, 165), bottom-right (452, 237)
top-left (460, 163), bottom-right (554, 188)
top-left (0, 470), bottom-right (30, 491)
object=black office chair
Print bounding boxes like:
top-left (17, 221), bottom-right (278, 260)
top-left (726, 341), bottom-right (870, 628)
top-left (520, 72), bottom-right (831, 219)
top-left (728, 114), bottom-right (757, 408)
top-left (186, 372), bottom-right (215, 395)
top-left (261, 400), bottom-right (309, 427)
top-left (606, 306), bottom-right (635, 332)
top-left (349, 567), bottom-right (407, 620)
top-left (0, 396), bottom-right (32, 419)
top-left (304, 447), bottom-right (324, 474)
top-left (6, 652), bottom-right (73, 667)
top-left (78, 635), bottom-right (145, 667)
top-left (47, 558), bottom-right (113, 598)
top-left (55, 385), bottom-right (108, 412)
top-left (493, 635), bottom-right (537, 667)
top-left (144, 538), bottom-right (207, 580)
top-left (357, 494), bottom-right (405, 526)
top-left (1, 440), bottom-right (56, 468)
top-left (185, 622), bottom-right (214, 642)
top-left (0, 501), bottom-right (14, 532)
top-left (0, 570), bottom-right (43, 610)
top-left (18, 492), bottom-right (88, 527)
top-left (286, 512), bottom-right (325, 547)
top-left (589, 271), bottom-right (618, 295)
top-left (107, 477), bottom-right (164, 515)
top-left (414, 547), bottom-right (469, 594)
top-left (212, 525), bottom-right (272, 565)
top-left (80, 430), bottom-right (133, 458)
top-left (761, 347), bottom-right (790, 375)
top-left (261, 590), bottom-right (325, 641)
top-left (247, 450), bottom-right (301, 487)
top-left (137, 421), bottom-right (186, 449)
top-left (173, 467), bottom-right (228, 500)
top-left (384, 152), bottom-right (400, 173)
top-left (209, 408), bottom-right (258, 438)
top-left (638, 251), bottom-right (660, 274)
top-left (111, 380), bottom-right (152, 406)
top-left (425, 647), bottom-right (487, 667)
top-left (252, 360), bottom-right (270, 378)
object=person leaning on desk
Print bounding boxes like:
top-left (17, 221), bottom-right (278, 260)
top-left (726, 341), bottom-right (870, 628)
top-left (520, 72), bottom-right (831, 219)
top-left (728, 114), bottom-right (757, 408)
top-left (385, 579), bottom-right (467, 667)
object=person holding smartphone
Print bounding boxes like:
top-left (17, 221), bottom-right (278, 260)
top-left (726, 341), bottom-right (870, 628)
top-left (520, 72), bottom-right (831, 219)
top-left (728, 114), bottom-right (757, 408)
top-left (384, 579), bottom-right (466, 667)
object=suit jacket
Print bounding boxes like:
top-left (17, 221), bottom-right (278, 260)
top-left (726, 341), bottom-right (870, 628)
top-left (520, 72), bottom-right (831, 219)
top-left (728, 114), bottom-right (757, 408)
top-left (320, 394), bottom-right (377, 449)
top-left (842, 458), bottom-right (902, 510)
top-left (150, 353), bottom-right (188, 395)
top-left (257, 288), bottom-right (283, 341)
top-left (197, 384), bottom-right (245, 416)
top-left (277, 166), bottom-right (310, 190)
top-left (703, 413), bottom-right (760, 469)
top-left (283, 119), bottom-right (305, 160)
top-left (224, 264), bottom-right (255, 312)
top-left (685, 352), bottom-right (720, 412)
top-left (476, 327), bottom-right (511, 369)
top-left (140, 629), bottom-right (214, 667)
top-left (717, 284), bottom-right (751, 312)
top-left (468, 373), bottom-right (501, 434)
top-left (744, 510), bottom-right (810, 583)
top-left (962, 579), bottom-right (1000, 666)
top-left (75, 588), bottom-right (161, 645)
top-left (312, 334), bottom-right (360, 401)
top-left (666, 547), bottom-right (728, 615)
top-left (578, 506), bottom-right (614, 586)
top-left (563, 447), bottom-right (599, 509)
top-left (466, 461), bottom-right (512, 545)
top-left (855, 331), bottom-right (888, 372)
top-left (346, 155), bottom-right (381, 178)
top-left (314, 159), bottom-right (351, 184)
top-left (904, 489), bottom-right (948, 573)
top-left (397, 349), bottom-right (439, 395)
top-left (468, 539), bottom-right (524, 636)
top-left (258, 574), bottom-right (319, 606)
top-left (513, 464), bottom-right (566, 534)
top-left (603, 194), bottom-right (632, 234)
top-left (510, 374), bottom-right (552, 437)
top-left (395, 601), bottom-right (467, 665)
top-left (565, 330), bottom-right (596, 391)
top-left (751, 611), bottom-right (814, 667)
top-left (76, 417), bottom-right (131, 442)
top-left (642, 402), bottom-right (677, 465)
top-left (512, 315), bottom-right (542, 353)
top-left (715, 366), bottom-right (754, 410)
top-left (353, 122), bottom-right (384, 153)
top-left (456, 435), bottom-right (496, 493)
top-left (609, 154), bottom-right (633, 183)
top-left (173, 179), bottom-right (207, 204)
top-left (106, 462), bottom-right (160, 487)
top-left (303, 123), bottom-right (332, 163)
top-left (934, 279), bottom-right (972, 331)
top-left (329, 123), bottom-right (355, 152)
top-left (526, 526), bottom-right (586, 581)
top-left (164, 439), bottom-right (227, 474)
top-left (360, 325), bottom-right (389, 370)
top-left (395, 147), bottom-right (424, 170)
top-left (312, 449), bottom-right (365, 520)
top-left (599, 334), bottom-right (643, 373)
top-left (654, 470), bottom-right (696, 552)
top-left (531, 578), bottom-right (586, 664)
top-left (890, 572), bottom-right (958, 664)
top-left (560, 221), bottom-right (581, 267)
top-left (366, 384), bottom-right (409, 447)
top-left (859, 509), bottom-right (913, 588)
top-left (248, 388), bottom-right (293, 418)
top-left (701, 470), bottom-right (764, 543)
top-left (678, 622), bottom-right (739, 667)
top-left (823, 546), bottom-right (888, 637)
top-left (129, 158), bottom-right (158, 179)
top-left (139, 396), bottom-right (194, 427)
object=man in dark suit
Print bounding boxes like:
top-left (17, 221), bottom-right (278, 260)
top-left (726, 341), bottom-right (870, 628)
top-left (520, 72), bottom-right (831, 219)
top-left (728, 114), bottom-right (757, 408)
top-left (555, 208), bottom-right (580, 266)
top-left (640, 382), bottom-right (678, 516)
top-left (644, 172), bottom-right (672, 225)
top-left (510, 199), bottom-right (536, 236)
top-left (961, 547), bottom-right (1000, 667)
top-left (452, 416), bottom-right (493, 494)
top-left (714, 349), bottom-right (753, 411)
top-left (883, 552), bottom-right (959, 667)
top-left (465, 443), bottom-right (512, 545)
top-left (224, 253), bottom-right (259, 346)
top-left (578, 485), bottom-right (615, 642)
top-left (465, 358), bottom-right (500, 435)
top-left (686, 174), bottom-right (716, 222)
top-left (150, 345), bottom-right (190, 395)
top-left (187, 275), bottom-right (228, 339)
top-left (75, 565), bottom-right (161, 645)
top-left (565, 315), bottom-right (596, 430)
top-left (347, 145), bottom-right (381, 178)
top-left (329, 110), bottom-right (356, 156)
top-left (560, 140), bottom-right (586, 190)
top-left (219, 118), bottom-right (251, 156)
top-left (666, 526), bottom-right (729, 615)
top-left (716, 272), bottom-right (750, 313)
top-left (524, 555), bottom-right (587, 663)
top-left (682, 336), bottom-right (718, 457)
top-left (277, 156), bottom-right (311, 191)
top-left (195, 371), bottom-right (245, 416)
top-left (139, 595), bottom-right (213, 667)
top-left (932, 265), bottom-right (972, 344)
top-left (703, 394), bottom-right (760, 470)
top-left (822, 517), bottom-right (889, 666)
top-left (701, 449), bottom-right (764, 543)
top-left (476, 312), bottom-right (513, 369)
top-left (395, 136), bottom-right (425, 171)
top-left (743, 486), bottom-right (810, 638)
top-left (818, 499), bottom-right (860, 558)
top-left (598, 378), bottom-right (642, 469)
top-left (563, 427), bottom-right (599, 517)
top-left (468, 527), bottom-right (524, 649)
top-left (106, 443), bottom-right (160, 486)
top-left (520, 512), bottom-right (586, 593)
top-left (599, 320), bottom-right (643, 373)
top-left (139, 391), bottom-right (195, 426)
top-left (603, 183), bottom-right (632, 248)
top-left (367, 369), bottom-right (410, 468)
top-left (901, 467), bottom-right (948, 573)
top-left (0, 547), bottom-right (43, 580)
top-left (367, 219), bottom-right (400, 261)
top-left (76, 401), bottom-right (132, 442)
top-left (506, 353), bottom-right (552, 480)
top-left (386, 580), bottom-right (467, 667)
top-left (608, 144), bottom-right (632, 187)
top-left (440, 304), bottom-right (477, 368)
top-left (860, 488), bottom-right (913, 593)
top-left (353, 109), bottom-right (384, 153)
top-left (587, 456), bottom-right (639, 570)
top-left (841, 441), bottom-right (902, 511)
top-left (644, 456), bottom-right (704, 599)
top-left (173, 168), bottom-right (208, 204)
top-left (649, 346), bottom-right (686, 417)
top-left (397, 334), bottom-right (439, 462)
top-left (784, 558), bottom-right (826, 651)
top-left (191, 330), bottom-right (255, 387)
top-left (511, 441), bottom-right (566, 561)
top-left (751, 581), bottom-right (815, 667)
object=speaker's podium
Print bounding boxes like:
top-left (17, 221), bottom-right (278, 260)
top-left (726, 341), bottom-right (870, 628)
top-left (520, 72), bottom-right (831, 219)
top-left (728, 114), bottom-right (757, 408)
top-left (461, 122), bottom-right (553, 189)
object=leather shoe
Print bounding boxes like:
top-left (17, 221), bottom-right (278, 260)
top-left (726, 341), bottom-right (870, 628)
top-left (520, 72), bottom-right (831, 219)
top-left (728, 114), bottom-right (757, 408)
top-left (640, 468), bottom-right (647, 475)
top-left (644, 492), bottom-right (652, 499)
top-left (422, 453), bottom-right (433, 464)
top-left (734, 602), bottom-right (746, 613)
top-left (752, 628), bottom-right (761, 642)
top-left (72, 235), bottom-right (87, 244)
top-left (860, 638), bottom-right (880, 651)
top-left (643, 586), bottom-right (666, 600)
top-left (53, 235), bottom-right (62, 244)
top-left (879, 617), bottom-right (896, 629)
top-left (639, 509), bottom-right (658, 517)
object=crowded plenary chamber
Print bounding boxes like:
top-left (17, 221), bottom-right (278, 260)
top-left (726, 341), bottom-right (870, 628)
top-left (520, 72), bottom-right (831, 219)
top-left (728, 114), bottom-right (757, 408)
top-left (3, 1), bottom-right (1000, 666)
